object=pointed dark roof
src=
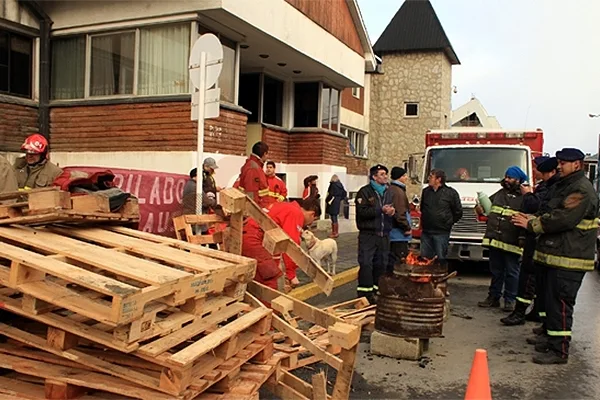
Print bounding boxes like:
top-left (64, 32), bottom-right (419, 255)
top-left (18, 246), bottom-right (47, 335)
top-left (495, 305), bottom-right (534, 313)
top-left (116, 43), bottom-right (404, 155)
top-left (373, 0), bottom-right (460, 65)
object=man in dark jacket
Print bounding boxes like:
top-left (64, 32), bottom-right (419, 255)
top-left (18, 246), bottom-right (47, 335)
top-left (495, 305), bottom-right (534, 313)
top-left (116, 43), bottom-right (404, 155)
top-left (419, 169), bottom-right (462, 265)
top-left (514, 148), bottom-right (598, 364)
top-left (502, 156), bottom-right (559, 326)
top-left (387, 167), bottom-right (412, 272)
top-left (355, 164), bottom-right (395, 304)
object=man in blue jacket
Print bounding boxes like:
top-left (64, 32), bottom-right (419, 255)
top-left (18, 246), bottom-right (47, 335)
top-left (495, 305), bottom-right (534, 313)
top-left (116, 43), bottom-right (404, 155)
top-left (387, 166), bottom-right (412, 272)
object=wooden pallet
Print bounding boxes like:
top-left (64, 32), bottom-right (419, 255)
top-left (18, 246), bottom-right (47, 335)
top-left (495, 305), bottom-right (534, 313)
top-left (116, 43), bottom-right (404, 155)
top-left (0, 304), bottom-right (273, 397)
top-left (0, 187), bottom-right (140, 226)
top-left (0, 225), bottom-right (256, 328)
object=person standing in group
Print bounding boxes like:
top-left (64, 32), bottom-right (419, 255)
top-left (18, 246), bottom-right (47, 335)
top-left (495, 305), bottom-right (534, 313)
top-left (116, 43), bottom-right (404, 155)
top-left (302, 175), bottom-right (320, 200)
top-left (501, 156), bottom-right (559, 326)
top-left (355, 164), bottom-right (395, 304)
top-left (477, 166), bottom-right (528, 312)
top-left (325, 174), bottom-right (347, 238)
top-left (513, 148), bottom-right (598, 365)
top-left (264, 161), bottom-right (288, 207)
top-left (419, 169), bottom-right (462, 265)
top-left (237, 142), bottom-right (270, 209)
top-left (387, 167), bottom-right (412, 271)
top-left (14, 134), bottom-right (62, 189)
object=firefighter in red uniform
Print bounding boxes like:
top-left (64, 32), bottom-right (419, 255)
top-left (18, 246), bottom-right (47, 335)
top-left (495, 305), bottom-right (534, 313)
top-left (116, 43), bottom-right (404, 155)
top-left (242, 198), bottom-right (321, 290)
top-left (264, 161), bottom-right (288, 208)
top-left (236, 142), bottom-right (270, 209)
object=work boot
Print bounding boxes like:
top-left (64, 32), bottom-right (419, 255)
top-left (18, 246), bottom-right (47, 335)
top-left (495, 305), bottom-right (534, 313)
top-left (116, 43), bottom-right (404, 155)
top-left (532, 351), bottom-right (568, 365)
top-left (362, 292), bottom-right (377, 306)
top-left (500, 310), bottom-right (526, 326)
top-left (526, 335), bottom-right (548, 345)
top-left (478, 295), bottom-right (500, 308)
top-left (532, 326), bottom-right (545, 336)
top-left (525, 311), bottom-right (541, 322)
top-left (503, 300), bottom-right (516, 312)
top-left (534, 340), bottom-right (550, 353)
top-left (329, 223), bottom-right (339, 238)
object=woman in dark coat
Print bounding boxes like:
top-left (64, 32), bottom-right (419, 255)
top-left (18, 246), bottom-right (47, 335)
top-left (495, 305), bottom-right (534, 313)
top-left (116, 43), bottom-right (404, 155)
top-left (325, 174), bottom-right (347, 238)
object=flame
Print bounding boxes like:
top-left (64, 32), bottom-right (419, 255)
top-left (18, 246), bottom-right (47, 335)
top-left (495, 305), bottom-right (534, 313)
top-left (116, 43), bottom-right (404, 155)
top-left (405, 252), bottom-right (437, 266)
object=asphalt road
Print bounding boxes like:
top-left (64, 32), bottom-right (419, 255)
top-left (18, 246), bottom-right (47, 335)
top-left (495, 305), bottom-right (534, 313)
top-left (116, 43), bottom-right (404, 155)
top-left (298, 263), bottom-right (600, 400)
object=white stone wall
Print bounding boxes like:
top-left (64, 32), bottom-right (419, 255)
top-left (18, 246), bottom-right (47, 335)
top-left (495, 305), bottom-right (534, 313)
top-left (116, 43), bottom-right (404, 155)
top-left (369, 52), bottom-right (453, 172)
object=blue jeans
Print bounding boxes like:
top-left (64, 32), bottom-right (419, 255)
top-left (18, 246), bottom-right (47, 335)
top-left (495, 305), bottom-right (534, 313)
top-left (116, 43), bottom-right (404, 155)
top-left (488, 247), bottom-right (521, 302)
top-left (329, 214), bottom-right (338, 223)
top-left (420, 232), bottom-right (450, 264)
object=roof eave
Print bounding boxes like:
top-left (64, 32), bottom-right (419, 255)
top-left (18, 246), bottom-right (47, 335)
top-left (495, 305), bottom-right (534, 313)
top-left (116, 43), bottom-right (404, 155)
top-left (347, 0), bottom-right (377, 72)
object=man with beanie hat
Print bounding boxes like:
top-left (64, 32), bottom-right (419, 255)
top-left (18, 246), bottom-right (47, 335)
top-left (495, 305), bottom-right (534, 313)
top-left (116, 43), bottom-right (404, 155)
top-left (387, 167), bottom-right (412, 272)
top-left (502, 157), bottom-right (559, 326)
top-left (514, 148), bottom-right (598, 364)
top-left (477, 165), bottom-right (528, 312)
top-left (355, 164), bottom-right (395, 304)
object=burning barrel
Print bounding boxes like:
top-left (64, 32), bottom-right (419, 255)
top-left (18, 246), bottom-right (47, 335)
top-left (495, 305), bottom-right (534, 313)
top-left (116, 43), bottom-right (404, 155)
top-left (375, 253), bottom-right (452, 338)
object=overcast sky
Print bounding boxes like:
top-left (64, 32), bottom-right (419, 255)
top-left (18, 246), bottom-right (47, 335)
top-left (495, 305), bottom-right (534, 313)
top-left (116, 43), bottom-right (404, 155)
top-left (357, 0), bottom-right (600, 155)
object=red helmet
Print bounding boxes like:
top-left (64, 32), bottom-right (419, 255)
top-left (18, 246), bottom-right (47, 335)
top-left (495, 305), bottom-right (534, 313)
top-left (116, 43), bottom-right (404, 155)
top-left (21, 134), bottom-right (48, 154)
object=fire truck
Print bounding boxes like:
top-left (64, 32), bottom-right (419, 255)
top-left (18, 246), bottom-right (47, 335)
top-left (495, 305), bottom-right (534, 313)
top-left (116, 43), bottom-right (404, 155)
top-left (408, 128), bottom-right (544, 262)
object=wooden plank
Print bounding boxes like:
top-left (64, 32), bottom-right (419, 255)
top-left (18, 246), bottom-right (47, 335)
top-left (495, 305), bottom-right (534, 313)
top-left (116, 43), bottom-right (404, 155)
top-left (71, 194), bottom-right (111, 213)
top-left (328, 322), bottom-right (360, 350)
top-left (28, 191), bottom-right (71, 211)
top-left (182, 214), bottom-right (224, 224)
top-left (311, 371), bottom-right (328, 400)
top-left (281, 370), bottom-right (315, 399)
top-left (262, 228), bottom-right (289, 255)
top-left (0, 186), bottom-right (57, 202)
top-left (331, 344), bottom-right (358, 400)
top-left (137, 302), bottom-right (248, 358)
top-left (169, 308), bottom-right (272, 367)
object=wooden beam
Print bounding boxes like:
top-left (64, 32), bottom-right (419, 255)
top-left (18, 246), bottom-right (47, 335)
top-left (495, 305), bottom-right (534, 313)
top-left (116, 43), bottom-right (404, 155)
top-left (289, 266), bottom-right (359, 301)
top-left (311, 371), bottom-right (328, 400)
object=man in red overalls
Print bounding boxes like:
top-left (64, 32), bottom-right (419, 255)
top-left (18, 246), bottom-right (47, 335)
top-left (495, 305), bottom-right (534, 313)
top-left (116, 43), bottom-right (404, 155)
top-left (236, 142), bottom-right (270, 209)
top-left (242, 198), bottom-right (321, 290)
top-left (264, 161), bottom-right (288, 208)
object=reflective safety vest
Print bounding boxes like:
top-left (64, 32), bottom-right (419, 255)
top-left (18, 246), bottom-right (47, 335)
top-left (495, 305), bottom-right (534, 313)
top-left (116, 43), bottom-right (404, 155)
top-left (483, 187), bottom-right (525, 255)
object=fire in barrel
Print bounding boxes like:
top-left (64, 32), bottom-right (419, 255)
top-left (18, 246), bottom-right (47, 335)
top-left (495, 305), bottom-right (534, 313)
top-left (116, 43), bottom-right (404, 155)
top-left (375, 252), bottom-right (456, 338)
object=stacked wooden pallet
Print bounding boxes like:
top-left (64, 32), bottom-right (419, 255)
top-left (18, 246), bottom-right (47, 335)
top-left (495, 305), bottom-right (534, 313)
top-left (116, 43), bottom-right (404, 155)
top-left (0, 224), bottom-right (279, 400)
top-left (0, 187), bottom-right (139, 226)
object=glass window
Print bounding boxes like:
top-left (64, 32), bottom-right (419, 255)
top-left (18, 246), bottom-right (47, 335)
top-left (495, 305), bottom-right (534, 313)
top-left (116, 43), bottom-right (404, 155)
top-left (321, 86), bottom-right (339, 131)
top-left (219, 37), bottom-right (236, 103)
top-left (405, 102), bottom-right (419, 117)
top-left (90, 32), bottom-right (135, 96)
top-left (343, 126), bottom-right (367, 157)
top-left (0, 29), bottom-right (32, 98)
top-left (294, 82), bottom-right (319, 128)
top-left (138, 24), bottom-right (190, 95)
top-left (239, 73), bottom-right (260, 123)
top-left (51, 36), bottom-right (86, 99)
top-left (263, 75), bottom-right (283, 126)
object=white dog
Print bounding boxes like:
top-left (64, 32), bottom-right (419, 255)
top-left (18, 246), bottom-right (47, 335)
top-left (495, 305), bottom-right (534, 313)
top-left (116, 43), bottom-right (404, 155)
top-left (301, 230), bottom-right (338, 275)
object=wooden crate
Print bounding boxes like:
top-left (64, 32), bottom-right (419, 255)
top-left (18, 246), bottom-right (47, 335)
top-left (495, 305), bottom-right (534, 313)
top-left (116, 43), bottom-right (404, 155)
top-left (0, 225), bottom-right (256, 328)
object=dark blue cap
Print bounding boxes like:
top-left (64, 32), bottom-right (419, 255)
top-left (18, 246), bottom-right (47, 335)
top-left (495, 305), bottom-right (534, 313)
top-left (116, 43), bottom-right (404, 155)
top-left (533, 156), bottom-right (549, 167)
top-left (536, 157), bottom-right (558, 172)
top-left (370, 164), bottom-right (388, 177)
top-left (556, 148), bottom-right (585, 161)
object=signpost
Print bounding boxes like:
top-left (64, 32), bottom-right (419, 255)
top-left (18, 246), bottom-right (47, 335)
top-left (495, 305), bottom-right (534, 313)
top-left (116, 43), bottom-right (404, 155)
top-left (189, 34), bottom-right (223, 215)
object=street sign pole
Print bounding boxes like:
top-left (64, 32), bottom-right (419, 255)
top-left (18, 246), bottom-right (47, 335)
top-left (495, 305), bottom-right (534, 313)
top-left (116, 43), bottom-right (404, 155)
top-left (195, 51), bottom-right (207, 215)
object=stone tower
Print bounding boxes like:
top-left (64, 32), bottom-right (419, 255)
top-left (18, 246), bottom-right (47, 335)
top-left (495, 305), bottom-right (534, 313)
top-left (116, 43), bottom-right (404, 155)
top-left (369, 0), bottom-right (460, 172)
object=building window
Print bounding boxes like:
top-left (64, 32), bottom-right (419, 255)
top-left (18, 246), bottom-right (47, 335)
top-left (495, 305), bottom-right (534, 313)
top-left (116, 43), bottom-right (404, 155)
top-left (321, 85), bottom-right (339, 131)
top-left (294, 82), bottom-right (319, 128)
top-left (51, 23), bottom-right (196, 100)
top-left (239, 73), bottom-right (260, 123)
top-left (198, 26), bottom-right (237, 103)
top-left (342, 126), bottom-right (367, 157)
top-left (351, 87), bottom-right (360, 99)
top-left (263, 75), bottom-right (283, 126)
top-left (405, 102), bottom-right (419, 118)
top-left (0, 29), bottom-right (33, 98)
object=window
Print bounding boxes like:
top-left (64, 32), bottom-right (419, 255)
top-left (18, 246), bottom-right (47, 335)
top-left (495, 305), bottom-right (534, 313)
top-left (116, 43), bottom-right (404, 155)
top-left (263, 75), bottom-right (283, 126)
top-left (351, 87), bottom-right (360, 99)
top-left (294, 82), bottom-right (319, 127)
top-left (239, 73), bottom-right (260, 123)
top-left (405, 102), bottom-right (419, 117)
top-left (51, 23), bottom-right (194, 100)
top-left (198, 25), bottom-right (236, 103)
top-left (0, 29), bottom-right (33, 98)
top-left (342, 126), bottom-right (367, 157)
top-left (321, 85), bottom-right (339, 131)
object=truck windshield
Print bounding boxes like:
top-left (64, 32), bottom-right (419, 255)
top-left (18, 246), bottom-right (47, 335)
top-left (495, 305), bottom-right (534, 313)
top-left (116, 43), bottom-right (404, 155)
top-left (426, 148), bottom-right (529, 183)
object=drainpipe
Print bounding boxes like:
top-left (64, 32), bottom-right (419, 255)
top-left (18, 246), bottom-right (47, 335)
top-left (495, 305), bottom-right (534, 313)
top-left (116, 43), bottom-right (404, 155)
top-left (19, 0), bottom-right (53, 143)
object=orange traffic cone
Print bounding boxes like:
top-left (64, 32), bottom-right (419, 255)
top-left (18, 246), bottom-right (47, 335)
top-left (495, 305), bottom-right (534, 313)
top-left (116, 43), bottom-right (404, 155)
top-left (465, 349), bottom-right (492, 400)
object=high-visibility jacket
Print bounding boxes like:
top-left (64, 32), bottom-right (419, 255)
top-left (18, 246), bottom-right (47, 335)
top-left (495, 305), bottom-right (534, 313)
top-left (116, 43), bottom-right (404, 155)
top-left (529, 170), bottom-right (599, 271)
top-left (236, 154), bottom-right (269, 208)
top-left (482, 186), bottom-right (525, 255)
top-left (242, 201), bottom-right (304, 280)
top-left (263, 175), bottom-right (287, 207)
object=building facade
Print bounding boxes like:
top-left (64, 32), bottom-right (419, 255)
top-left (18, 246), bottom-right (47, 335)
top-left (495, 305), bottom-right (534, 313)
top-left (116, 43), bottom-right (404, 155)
top-left (0, 0), bottom-right (375, 213)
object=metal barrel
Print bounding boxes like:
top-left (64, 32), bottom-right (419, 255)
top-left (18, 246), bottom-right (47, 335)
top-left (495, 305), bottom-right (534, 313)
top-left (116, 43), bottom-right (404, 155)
top-left (375, 295), bottom-right (445, 338)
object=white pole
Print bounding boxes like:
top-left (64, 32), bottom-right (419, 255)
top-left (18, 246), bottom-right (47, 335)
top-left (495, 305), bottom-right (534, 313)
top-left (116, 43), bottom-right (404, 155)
top-left (195, 51), bottom-right (207, 215)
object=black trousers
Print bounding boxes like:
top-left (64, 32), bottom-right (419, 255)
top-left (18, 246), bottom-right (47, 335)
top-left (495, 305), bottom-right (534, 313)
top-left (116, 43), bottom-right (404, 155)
top-left (534, 262), bottom-right (547, 323)
top-left (515, 255), bottom-right (536, 308)
top-left (545, 268), bottom-right (585, 357)
top-left (357, 232), bottom-right (389, 294)
top-left (387, 241), bottom-right (409, 273)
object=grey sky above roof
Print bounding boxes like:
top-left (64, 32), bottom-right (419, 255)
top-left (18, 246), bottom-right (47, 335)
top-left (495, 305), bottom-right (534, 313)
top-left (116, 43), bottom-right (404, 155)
top-left (372, 0), bottom-right (460, 65)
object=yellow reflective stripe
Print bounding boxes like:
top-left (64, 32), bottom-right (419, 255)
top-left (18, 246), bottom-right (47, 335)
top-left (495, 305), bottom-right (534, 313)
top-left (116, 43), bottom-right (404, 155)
top-left (547, 330), bottom-right (572, 336)
top-left (490, 206), bottom-right (520, 216)
top-left (483, 238), bottom-right (523, 255)
top-left (357, 287), bottom-right (373, 292)
top-left (516, 297), bottom-right (532, 305)
top-left (258, 188), bottom-right (270, 196)
top-left (538, 312), bottom-right (546, 317)
top-left (576, 218), bottom-right (600, 230)
top-left (373, 285), bottom-right (379, 291)
top-left (533, 251), bottom-right (595, 271)
top-left (531, 217), bottom-right (544, 234)
top-left (267, 191), bottom-right (285, 201)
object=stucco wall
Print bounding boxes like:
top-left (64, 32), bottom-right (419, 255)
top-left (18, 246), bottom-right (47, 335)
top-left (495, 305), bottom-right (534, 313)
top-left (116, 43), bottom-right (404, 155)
top-left (369, 52), bottom-right (452, 170)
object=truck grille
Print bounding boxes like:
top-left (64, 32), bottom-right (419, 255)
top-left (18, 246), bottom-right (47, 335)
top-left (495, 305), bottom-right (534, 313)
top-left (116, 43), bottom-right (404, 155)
top-left (451, 207), bottom-right (487, 238)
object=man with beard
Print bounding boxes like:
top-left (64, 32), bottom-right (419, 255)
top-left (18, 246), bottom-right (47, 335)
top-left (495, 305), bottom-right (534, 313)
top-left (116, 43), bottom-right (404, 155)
top-left (477, 166), bottom-right (528, 312)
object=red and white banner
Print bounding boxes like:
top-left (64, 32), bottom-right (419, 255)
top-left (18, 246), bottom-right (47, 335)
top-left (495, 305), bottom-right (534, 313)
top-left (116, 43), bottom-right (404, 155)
top-left (63, 166), bottom-right (189, 237)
